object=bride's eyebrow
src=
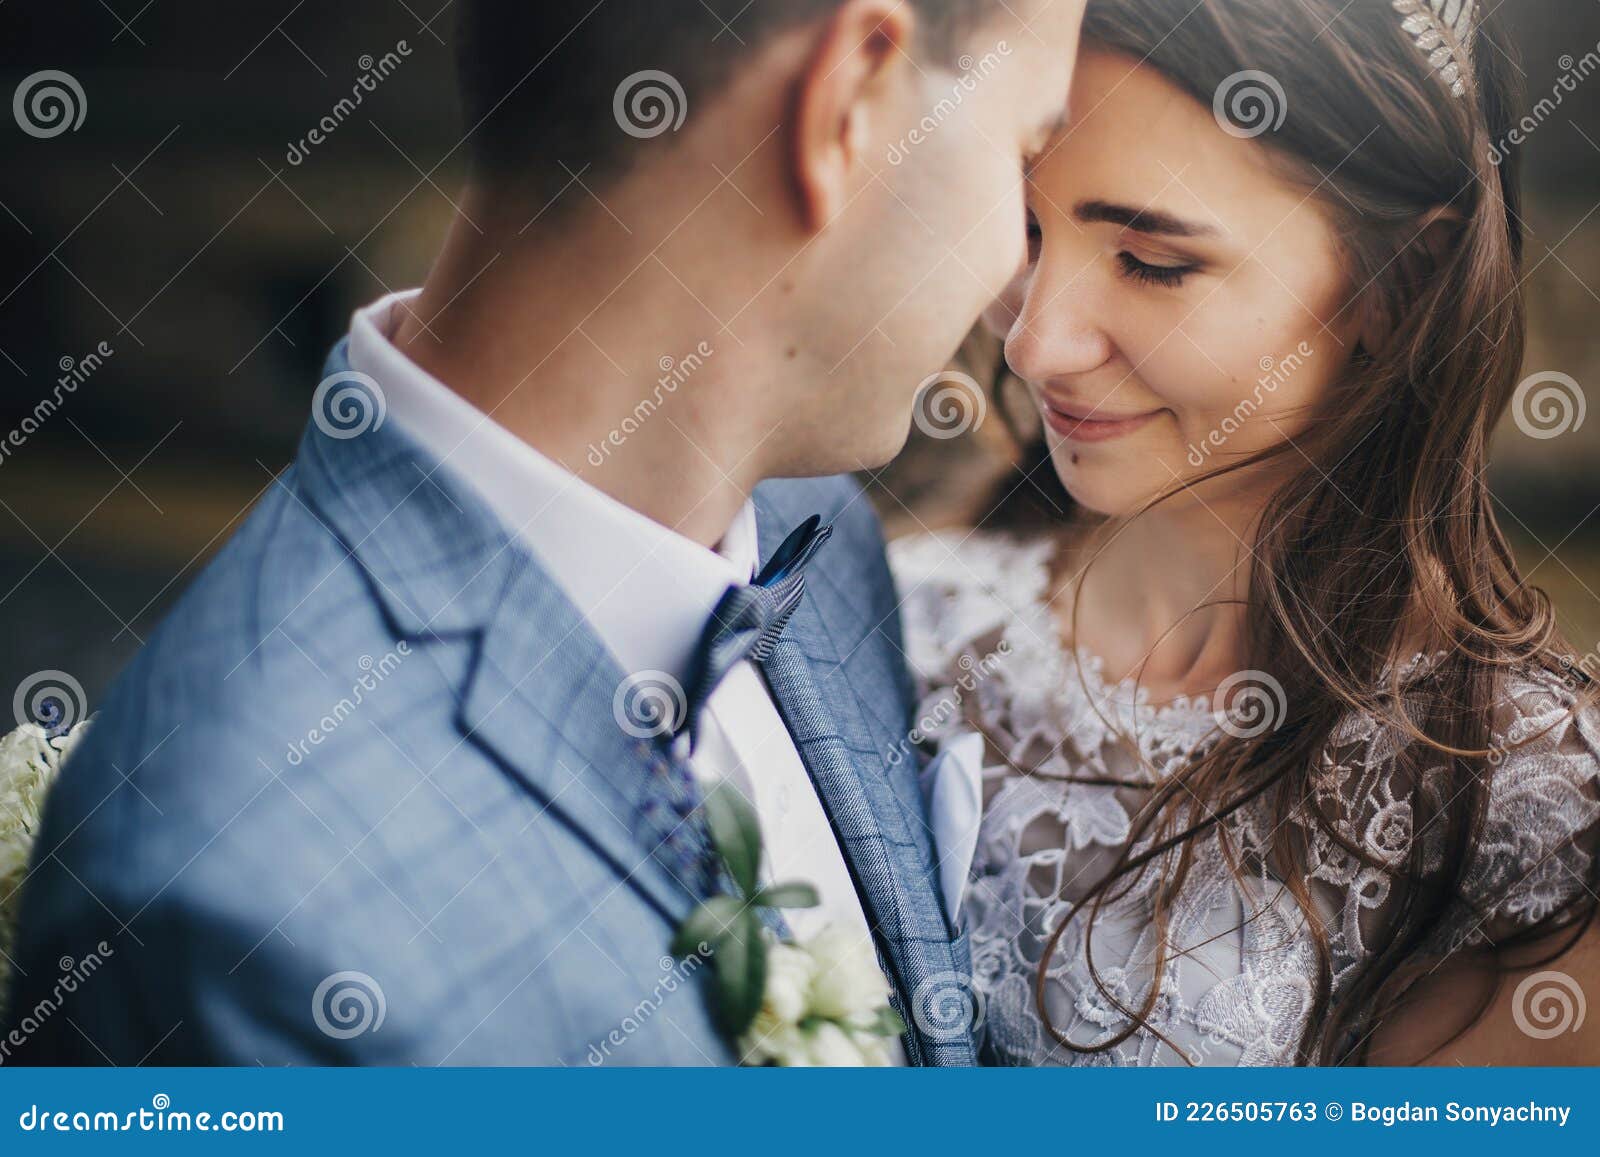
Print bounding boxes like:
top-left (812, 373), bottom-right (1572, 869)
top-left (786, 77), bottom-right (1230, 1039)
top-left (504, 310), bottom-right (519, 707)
top-left (1074, 199), bottom-right (1218, 239)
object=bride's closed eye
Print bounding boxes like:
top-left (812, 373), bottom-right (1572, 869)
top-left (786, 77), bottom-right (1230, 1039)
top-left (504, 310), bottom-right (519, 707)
top-left (1116, 250), bottom-right (1201, 289)
top-left (1026, 207), bottom-right (1205, 288)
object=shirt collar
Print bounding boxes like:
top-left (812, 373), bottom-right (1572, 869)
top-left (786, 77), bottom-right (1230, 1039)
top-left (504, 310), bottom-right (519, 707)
top-left (347, 289), bottom-right (759, 683)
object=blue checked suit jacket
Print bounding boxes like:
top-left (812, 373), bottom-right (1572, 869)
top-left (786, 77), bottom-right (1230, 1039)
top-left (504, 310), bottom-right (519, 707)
top-left (3, 341), bottom-right (976, 1067)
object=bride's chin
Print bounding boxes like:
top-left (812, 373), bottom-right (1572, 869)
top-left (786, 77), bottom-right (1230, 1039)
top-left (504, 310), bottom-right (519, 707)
top-left (1048, 452), bottom-right (1148, 520)
top-left (1060, 489), bottom-right (1127, 519)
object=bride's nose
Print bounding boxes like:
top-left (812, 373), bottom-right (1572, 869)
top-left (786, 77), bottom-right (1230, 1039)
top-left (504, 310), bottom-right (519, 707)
top-left (1004, 274), bottom-right (1115, 385)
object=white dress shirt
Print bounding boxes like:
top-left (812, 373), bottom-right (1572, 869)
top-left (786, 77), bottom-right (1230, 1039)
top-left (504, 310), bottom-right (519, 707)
top-left (348, 293), bottom-right (902, 1061)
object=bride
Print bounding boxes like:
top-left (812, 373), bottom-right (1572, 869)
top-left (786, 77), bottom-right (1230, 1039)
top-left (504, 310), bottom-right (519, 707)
top-left (893, 0), bottom-right (1599, 1065)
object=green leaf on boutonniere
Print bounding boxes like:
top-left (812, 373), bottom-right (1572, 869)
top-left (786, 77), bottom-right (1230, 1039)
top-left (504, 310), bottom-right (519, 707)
top-left (671, 895), bottom-right (745, 959)
top-left (702, 781), bottom-right (762, 898)
top-left (709, 907), bottom-right (767, 1036)
top-left (675, 780), bottom-right (833, 1043)
top-left (750, 882), bottom-right (820, 910)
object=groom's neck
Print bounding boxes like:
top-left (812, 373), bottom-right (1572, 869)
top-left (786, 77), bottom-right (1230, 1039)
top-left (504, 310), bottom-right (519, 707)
top-left (392, 194), bottom-right (781, 550)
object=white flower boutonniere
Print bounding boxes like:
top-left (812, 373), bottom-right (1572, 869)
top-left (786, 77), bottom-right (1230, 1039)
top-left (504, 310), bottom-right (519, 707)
top-left (739, 926), bottom-right (904, 1067)
top-left (673, 783), bottom-right (905, 1066)
top-left (0, 719), bottom-right (91, 1010)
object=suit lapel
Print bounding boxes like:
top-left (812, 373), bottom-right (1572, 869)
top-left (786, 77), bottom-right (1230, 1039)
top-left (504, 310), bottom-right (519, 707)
top-left (297, 341), bottom-right (709, 927)
top-left (753, 487), bottom-right (970, 1065)
top-left (457, 550), bottom-right (710, 925)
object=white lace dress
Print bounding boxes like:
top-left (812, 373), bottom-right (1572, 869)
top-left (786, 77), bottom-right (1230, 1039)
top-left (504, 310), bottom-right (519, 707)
top-left (891, 530), bottom-right (1600, 1067)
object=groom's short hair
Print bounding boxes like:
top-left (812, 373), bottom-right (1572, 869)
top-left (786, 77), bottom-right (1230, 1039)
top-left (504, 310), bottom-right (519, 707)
top-left (457, 0), bottom-right (995, 199)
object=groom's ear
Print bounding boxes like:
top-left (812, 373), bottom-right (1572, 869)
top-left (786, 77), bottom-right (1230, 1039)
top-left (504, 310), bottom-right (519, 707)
top-left (790, 0), bottom-right (918, 233)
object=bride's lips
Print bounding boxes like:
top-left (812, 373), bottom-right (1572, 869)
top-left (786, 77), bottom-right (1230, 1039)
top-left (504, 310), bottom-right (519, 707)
top-left (1039, 395), bottom-right (1162, 444)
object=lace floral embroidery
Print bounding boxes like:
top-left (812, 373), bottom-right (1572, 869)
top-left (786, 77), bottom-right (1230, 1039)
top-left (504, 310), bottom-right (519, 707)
top-left (891, 531), bottom-right (1600, 1067)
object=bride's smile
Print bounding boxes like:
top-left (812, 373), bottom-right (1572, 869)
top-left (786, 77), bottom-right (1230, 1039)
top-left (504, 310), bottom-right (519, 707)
top-left (1036, 392), bottom-right (1165, 444)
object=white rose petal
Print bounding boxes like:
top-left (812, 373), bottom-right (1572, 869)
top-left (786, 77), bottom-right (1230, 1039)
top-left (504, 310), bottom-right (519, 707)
top-left (805, 1021), bottom-right (867, 1067)
top-left (852, 1029), bottom-right (893, 1068)
top-left (763, 940), bottom-right (816, 1025)
top-left (805, 926), bottom-right (890, 1023)
top-left (736, 935), bottom-right (822, 1066)
top-left (741, 1007), bottom-right (810, 1066)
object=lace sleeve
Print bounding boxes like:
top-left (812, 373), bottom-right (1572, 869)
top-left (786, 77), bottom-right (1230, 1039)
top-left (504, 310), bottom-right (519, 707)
top-left (1290, 663), bottom-right (1600, 983)
top-left (1461, 668), bottom-right (1600, 935)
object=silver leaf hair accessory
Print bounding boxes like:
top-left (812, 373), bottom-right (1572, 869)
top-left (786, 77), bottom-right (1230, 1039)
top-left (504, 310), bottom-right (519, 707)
top-left (1392, 0), bottom-right (1477, 98)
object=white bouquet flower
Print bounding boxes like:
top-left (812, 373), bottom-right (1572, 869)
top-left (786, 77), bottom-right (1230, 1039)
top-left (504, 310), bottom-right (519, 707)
top-left (0, 719), bottom-right (89, 1013)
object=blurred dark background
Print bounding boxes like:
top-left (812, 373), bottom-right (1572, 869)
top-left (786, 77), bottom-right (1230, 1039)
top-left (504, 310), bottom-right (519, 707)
top-left (1, 0), bottom-right (1598, 707)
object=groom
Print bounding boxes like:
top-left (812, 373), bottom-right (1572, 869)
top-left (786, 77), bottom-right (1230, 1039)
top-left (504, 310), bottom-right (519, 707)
top-left (5, 0), bottom-right (1082, 1064)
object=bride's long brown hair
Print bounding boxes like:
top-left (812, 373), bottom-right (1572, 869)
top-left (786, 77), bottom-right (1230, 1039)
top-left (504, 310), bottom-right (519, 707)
top-left (982, 0), bottom-right (1597, 1063)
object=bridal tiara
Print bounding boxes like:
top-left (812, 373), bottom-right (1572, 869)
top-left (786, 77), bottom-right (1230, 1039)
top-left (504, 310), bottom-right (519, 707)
top-left (1392, 0), bottom-right (1478, 98)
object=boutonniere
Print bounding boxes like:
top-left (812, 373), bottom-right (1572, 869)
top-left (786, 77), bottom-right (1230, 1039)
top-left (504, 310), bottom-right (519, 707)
top-left (673, 783), bottom-right (906, 1066)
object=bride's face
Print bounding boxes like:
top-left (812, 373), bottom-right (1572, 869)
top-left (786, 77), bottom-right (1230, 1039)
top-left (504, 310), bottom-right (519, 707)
top-left (991, 48), bottom-right (1361, 519)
